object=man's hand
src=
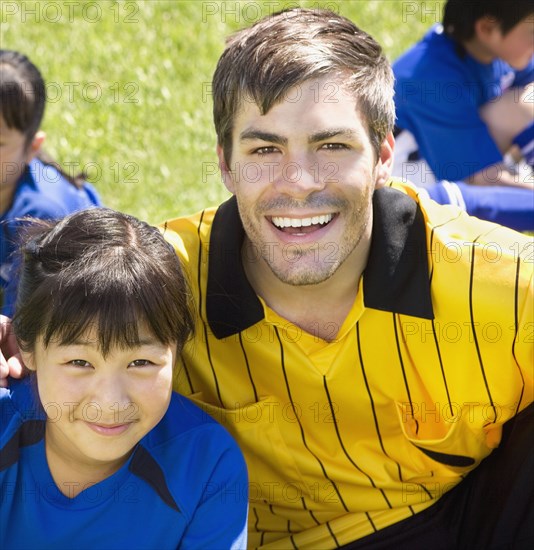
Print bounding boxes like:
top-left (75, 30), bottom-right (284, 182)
top-left (0, 315), bottom-right (24, 388)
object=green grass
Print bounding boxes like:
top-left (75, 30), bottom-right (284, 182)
top-left (0, 0), bottom-right (444, 224)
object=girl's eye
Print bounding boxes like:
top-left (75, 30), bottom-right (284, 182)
top-left (69, 359), bottom-right (92, 368)
top-left (128, 359), bottom-right (154, 368)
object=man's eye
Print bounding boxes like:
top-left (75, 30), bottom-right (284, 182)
top-left (253, 146), bottom-right (278, 155)
top-left (321, 143), bottom-right (348, 151)
top-left (69, 359), bottom-right (92, 368)
top-left (128, 359), bottom-right (154, 368)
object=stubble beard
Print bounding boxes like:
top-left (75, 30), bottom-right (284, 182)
top-left (240, 191), bottom-right (373, 287)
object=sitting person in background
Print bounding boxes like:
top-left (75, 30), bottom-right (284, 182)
top-left (0, 208), bottom-right (248, 549)
top-left (0, 50), bottom-right (101, 315)
top-left (393, 0), bottom-right (533, 231)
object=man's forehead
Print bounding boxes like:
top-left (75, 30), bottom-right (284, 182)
top-left (232, 77), bottom-right (365, 133)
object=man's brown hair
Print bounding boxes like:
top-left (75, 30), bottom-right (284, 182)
top-left (213, 8), bottom-right (395, 165)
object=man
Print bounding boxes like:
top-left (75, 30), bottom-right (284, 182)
top-left (2, 8), bottom-right (533, 549)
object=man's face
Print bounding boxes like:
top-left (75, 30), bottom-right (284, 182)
top-left (219, 76), bottom-right (393, 287)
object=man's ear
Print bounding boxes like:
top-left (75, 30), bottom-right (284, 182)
top-left (216, 144), bottom-right (235, 194)
top-left (19, 351), bottom-right (36, 372)
top-left (25, 131), bottom-right (46, 164)
top-left (375, 132), bottom-right (394, 188)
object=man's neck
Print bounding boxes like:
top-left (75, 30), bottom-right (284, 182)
top-left (243, 235), bottom-right (371, 342)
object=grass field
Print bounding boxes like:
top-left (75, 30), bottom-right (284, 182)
top-left (0, 0), bottom-right (444, 224)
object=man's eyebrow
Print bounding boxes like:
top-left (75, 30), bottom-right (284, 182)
top-left (308, 128), bottom-right (359, 143)
top-left (239, 129), bottom-right (288, 146)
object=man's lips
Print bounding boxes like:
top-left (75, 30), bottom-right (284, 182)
top-left (270, 213), bottom-right (335, 234)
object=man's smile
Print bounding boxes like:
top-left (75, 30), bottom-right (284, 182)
top-left (270, 213), bottom-right (335, 234)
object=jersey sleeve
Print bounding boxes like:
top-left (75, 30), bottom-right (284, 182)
top-left (395, 88), bottom-right (503, 180)
top-left (179, 438), bottom-right (248, 549)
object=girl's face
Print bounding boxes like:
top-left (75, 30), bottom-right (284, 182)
top-left (0, 115), bottom-right (31, 195)
top-left (23, 324), bottom-right (176, 480)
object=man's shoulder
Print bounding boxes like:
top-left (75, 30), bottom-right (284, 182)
top-left (159, 204), bottom-right (223, 265)
top-left (389, 179), bottom-right (533, 249)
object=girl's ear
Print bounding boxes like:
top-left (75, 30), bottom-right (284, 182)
top-left (20, 351), bottom-right (37, 372)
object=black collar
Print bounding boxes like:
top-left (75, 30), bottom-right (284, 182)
top-left (206, 187), bottom-right (434, 339)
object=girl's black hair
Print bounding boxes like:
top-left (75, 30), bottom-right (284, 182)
top-left (13, 208), bottom-right (194, 356)
top-left (0, 49), bottom-right (86, 188)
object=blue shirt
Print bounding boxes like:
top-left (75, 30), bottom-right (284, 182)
top-left (0, 158), bottom-right (101, 315)
top-left (393, 24), bottom-right (534, 180)
top-left (0, 378), bottom-right (248, 550)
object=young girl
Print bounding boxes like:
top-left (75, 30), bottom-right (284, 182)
top-left (0, 50), bottom-right (101, 316)
top-left (0, 208), bottom-right (248, 549)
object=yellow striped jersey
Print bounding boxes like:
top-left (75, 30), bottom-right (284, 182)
top-left (162, 182), bottom-right (533, 549)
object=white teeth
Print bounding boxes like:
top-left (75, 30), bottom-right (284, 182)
top-left (271, 214), bottom-right (333, 229)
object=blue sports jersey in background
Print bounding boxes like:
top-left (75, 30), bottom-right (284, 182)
top-left (393, 24), bottom-right (534, 181)
top-left (0, 158), bottom-right (102, 315)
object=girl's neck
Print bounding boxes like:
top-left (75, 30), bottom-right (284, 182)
top-left (45, 424), bottom-right (130, 498)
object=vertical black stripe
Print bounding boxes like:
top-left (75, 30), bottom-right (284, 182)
top-left (178, 355), bottom-right (194, 394)
top-left (428, 225), bottom-right (436, 283)
top-left (323, 376), bottom-right (392, 509)
top-left (197, 210), bottom-right (224, 407)
top-left (239, 333), bottom-right (259, 403)
top-left (393, 314), bottom-right (417, 433)
top-left (162, 220), bottom-right (194, 393)
top-left (203, 323), bottom-right (224, 407)
top-left (365, 512), bottom-right (377, 533)
top-left (290, 535), bottom-right (298, 549)
top-left (512, 256), bottom-right (525, 416)
top-left (274, 327), bottom-right (349, 513)
top-left (431, 319), bottom-right (454, 417)
top-left (252, 507), bottom-right (259, 532)
top-left (356, 323), bottom-right (404, 484)
top-left (196, 210), bottom-right (206, 320)
top-left (468, 240), bottom-right (496, 423)
top-left (392, 316), bottom-right (434, 501)
top-left (424, 222), bottom-right (455, 416)
top-left (427, 212), bottom-right (463, 283)
top-left (301, 497), bottom-right (320, 526)
top-left (326, 521), bottom-right (341, 548)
